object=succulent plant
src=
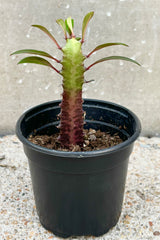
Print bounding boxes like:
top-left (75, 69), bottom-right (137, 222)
top-left (11, 12), bottom-right (140, 150)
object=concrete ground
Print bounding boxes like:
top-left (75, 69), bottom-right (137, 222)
top-left (0, 135), bottom-right (160, 240)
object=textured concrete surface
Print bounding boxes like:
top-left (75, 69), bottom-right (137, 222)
top-left (0, 135), bottom-right (160, 239)
top-left (0, 0), bottom-right (160, 136)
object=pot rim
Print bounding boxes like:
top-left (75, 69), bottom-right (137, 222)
top-left (16, 99), bottom-right (141, 158)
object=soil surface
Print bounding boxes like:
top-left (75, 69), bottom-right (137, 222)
top-left (28, 129), bottom-right (124, 152)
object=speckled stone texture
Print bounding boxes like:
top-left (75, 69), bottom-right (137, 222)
top-left (0, 135), bottom-right (160, 239)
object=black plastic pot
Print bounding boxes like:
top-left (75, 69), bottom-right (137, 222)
top-left (16, 99), bottom-right (141, 238)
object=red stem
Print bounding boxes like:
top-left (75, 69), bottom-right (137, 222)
top-left (86, 51), bottom-right (94, 58)
top-left (58, 90), bottom-right (84, 148)
top-left (51, 65), bottom-right (61, 74)
top-left (51, 57), bottom-right (61, 63)
top-left (85, 62), bottom-right (96, 71)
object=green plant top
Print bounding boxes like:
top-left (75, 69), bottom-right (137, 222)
top-left (11, 12), bottom-right (140, 150)
top-left (62, 38), bottom-right (85, 91)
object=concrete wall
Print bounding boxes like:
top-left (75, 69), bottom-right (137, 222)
top-left (0, 0), bottom-right (159, 136)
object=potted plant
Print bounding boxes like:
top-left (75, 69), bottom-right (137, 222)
top-left (11, 12), bottom-right (141, 238)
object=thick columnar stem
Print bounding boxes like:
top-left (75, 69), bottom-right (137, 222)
top-left (59, 91), bottom-right (84, 147)
top-left (59, 38), bottom-right (85, 148)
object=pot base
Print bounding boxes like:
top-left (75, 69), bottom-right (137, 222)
top-left (40, 219), bottom-right (119, 238)
top-left (40, 207), bottom-right (121, 238)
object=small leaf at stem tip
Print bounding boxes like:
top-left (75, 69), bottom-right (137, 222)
top-left (10, 49), bottom-right (60, 63)
top-left (56, 19), bottom-right (67, 39)
top-left (67, 17), bottom-right (73, 32)
top-left (31, 25), bottom-right (61, 49)
top-left (87, 42), bottom-right (129, 58)
top-left (86, 56), bottom-right (141, 70)
top-left (65, 19), bottom-right (72, 36)
top-left (82, 11), bottom-right (94, 43)
top-left (71, 19), bottom-right (74, 29)
top-left (76, 37), bottom-right (81, 41)
top-left (66, 17), bottom-right (74, 36)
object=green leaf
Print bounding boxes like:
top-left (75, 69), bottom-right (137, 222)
top-left (18, 56), bottom-right (53, 67)
top-left (82, 12), bottom-right (94, 43)
top-left (86, 56), bottom-right (141, 70)
top-left (65, 17), bottom-right (74, 36)
top-left (11, 49), bottom-right (60, 62)
top-left (72, 19), bottom-right (74, 28)
top-left (18, 56), bottom-right (61, 74)
top-left (76, 37), bottom-right (81, 41)
top-left (56, 19), bottom-right (67, 39)
top-left (32, 25), bottom-right (61, 49)
top-left (67, 17), bottom-right (74, 35)
top-left (87, 42), bottom-right (129, 57)
top-left (65, 19), bottom-right (71, 36)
